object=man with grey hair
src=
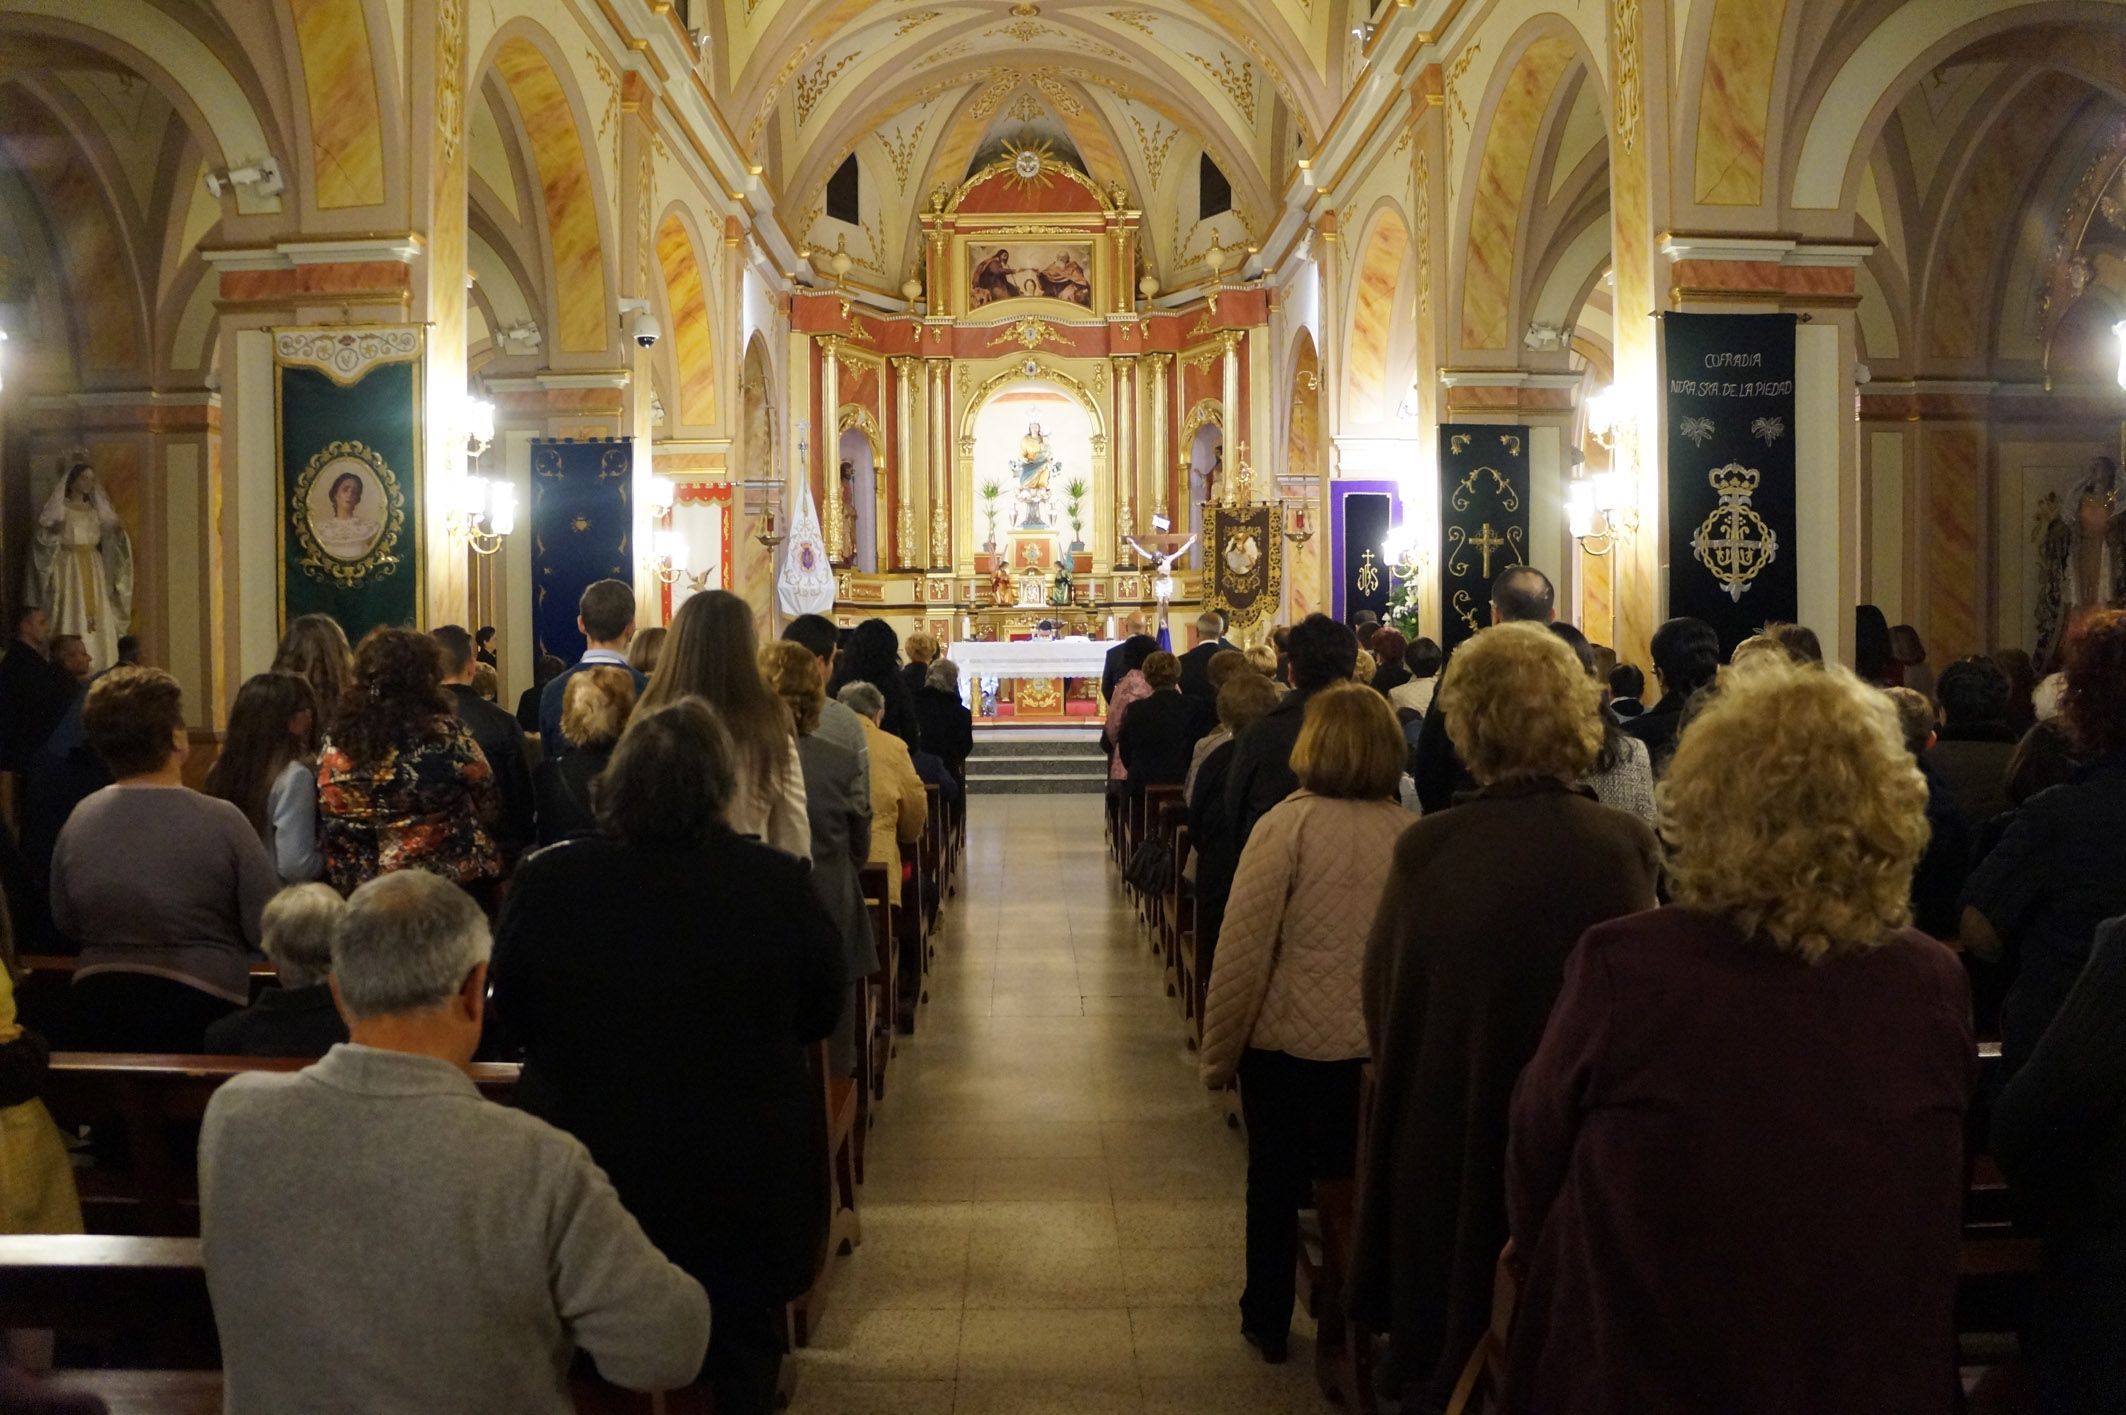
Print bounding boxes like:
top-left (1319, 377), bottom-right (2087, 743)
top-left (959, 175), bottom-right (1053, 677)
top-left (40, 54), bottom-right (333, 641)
top-left (1178, 609), bottom-right (1233, 701)
top-left (839, 681), bottom-right (927, 911)
top-left (204, 883), bottom-right (350, 1057)
top-left (200, 871), bottom-right (710, 1414)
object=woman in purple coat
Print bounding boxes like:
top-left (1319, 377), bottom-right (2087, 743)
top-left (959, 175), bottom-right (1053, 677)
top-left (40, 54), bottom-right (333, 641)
top-left (1504, 658), bottom-right (1975, 1415)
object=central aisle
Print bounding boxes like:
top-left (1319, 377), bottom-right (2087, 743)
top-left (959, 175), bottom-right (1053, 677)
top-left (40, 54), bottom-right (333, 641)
top-left (789, 793), bottom-right (1337, 1414)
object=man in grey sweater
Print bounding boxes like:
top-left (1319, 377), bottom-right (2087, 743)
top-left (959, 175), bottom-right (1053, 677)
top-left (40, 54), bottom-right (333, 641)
top-left (199, 871), bottom-right (710, 1414)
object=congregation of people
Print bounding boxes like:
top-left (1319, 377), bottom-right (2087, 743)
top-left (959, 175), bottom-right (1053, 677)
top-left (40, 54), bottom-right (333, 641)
top-left (1, 554), bottom-right (2123, 1413)
top-left (0, 580), bottom-right (977, 1413)
top-left (1106, 575), bottom-right (2126, 1414)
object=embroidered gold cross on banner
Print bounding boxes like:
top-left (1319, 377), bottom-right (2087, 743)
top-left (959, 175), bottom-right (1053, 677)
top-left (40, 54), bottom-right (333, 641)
top-left (1470, 522), bottom-right (1506, 577)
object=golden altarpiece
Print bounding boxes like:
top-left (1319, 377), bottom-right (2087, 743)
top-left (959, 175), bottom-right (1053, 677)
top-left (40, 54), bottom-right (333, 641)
top-left (787, 150), bottom-right (1271, 719)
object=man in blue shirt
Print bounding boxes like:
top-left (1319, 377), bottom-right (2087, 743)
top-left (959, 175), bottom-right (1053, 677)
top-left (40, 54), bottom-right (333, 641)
top-left (539, 579), bottom-right (647, 757)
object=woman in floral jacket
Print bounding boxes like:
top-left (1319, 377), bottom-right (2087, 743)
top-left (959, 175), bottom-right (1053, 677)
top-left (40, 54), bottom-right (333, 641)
top-left (319, 627), bottom-right (500, 898)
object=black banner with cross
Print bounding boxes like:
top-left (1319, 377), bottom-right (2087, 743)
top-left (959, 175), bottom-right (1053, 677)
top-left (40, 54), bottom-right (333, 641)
top-left (1438, 424), bottom-right (1530, 656)
top-left (1663, 312), bottom-right (1799, 654)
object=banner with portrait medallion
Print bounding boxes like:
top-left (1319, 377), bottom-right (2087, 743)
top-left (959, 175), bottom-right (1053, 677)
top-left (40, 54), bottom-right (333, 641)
top-left (1438, 425), bottom-right (1531, 656)
top-left (530, 438), bottom-right (634, 664)
top-left (276, 326), bottom-right (424, 639)
top-left (1663, 313), bottom-right (1799, 653)
top-left (1201, 501), bottom-right (1283, 630)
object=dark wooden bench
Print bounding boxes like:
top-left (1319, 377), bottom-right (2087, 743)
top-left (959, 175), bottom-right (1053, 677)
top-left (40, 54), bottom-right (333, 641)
top-left (42, 1053), bottom-right (519, 1236)
top-left (859, 862), bottom-right (896, 1113)
top-left (789, 1039), bottom-right (861, 1349)
top-left (0, 1234), bottom-right (218, 1368)
top-left (13, 955), bottom-right (281, 1037)
top-left (0, 1235), bottom-right (712, 1412)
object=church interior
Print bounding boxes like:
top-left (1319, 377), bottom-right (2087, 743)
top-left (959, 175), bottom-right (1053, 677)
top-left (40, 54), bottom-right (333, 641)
top-left (2, 0), bottom-right (2126, 1411)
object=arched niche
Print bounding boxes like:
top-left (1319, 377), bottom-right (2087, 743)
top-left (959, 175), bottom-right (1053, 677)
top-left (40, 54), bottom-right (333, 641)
top-left (956, 361), bottom-right (1109, 573)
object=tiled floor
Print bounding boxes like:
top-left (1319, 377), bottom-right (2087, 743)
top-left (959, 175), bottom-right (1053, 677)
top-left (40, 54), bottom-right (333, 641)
top-left (788, 794), bottom-right (1336, 1414)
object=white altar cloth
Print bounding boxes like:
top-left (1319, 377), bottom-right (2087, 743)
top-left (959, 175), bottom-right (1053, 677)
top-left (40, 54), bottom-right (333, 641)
top-left (951, 637), bottom-right (1110, 707)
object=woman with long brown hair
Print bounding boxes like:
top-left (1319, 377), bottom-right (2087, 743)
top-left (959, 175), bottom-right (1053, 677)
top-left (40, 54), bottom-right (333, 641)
top-left (318, 627), bottom-right (499, 894)
top-left (638, 590), bottom-right (809, 857)
top-left (270, 614), bottom-right (353, 733)
top-left (203, 671), bottom-right (326, 885)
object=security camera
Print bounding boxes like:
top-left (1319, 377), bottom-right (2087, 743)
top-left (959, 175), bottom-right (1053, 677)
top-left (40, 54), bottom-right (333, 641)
top-left (618, 298), bottom-right (660, 349)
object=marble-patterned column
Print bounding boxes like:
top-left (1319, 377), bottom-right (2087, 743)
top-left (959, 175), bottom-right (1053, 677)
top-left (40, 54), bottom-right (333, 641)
top-left (412, 0), bottom-right (471, 626)
top-left (1147, 352), bottom-right (1172, 533)
top-left (892, 356), bottom-right (918, 569)
top-left (1112, 355), bottom-right (1136, 563)
top-left (1221, 332), bottom-right (1243, 501)
top-left (819, 336), bottom-right (842, 562)
top-left (927, 357), bottom-right (952, 567)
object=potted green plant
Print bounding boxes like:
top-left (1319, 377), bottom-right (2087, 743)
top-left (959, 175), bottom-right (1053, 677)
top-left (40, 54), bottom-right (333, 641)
top-left (978, 480), bottom-right (1002, 551)
top-left (1064, 477), bottom-right (1088, 552)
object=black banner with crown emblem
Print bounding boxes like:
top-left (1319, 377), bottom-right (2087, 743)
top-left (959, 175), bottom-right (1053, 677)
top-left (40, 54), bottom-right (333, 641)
top-left (1438, 425), bottom-right (1531, 656)
top-left (1663, 313), bottom-right (1799, 654)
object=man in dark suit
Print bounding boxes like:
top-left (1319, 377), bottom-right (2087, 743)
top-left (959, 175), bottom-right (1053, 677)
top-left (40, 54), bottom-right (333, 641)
top-left (1413, 565), bottom-right (1556, 812)
top-left (1177, 611), bottom-right (1233, 700)
top-left (1224, 614), bottom-right (1359, 849)
top-left (436, 624), bottom-right (535, 864)
top-left (1622, 617), bottom-right (1721, 775)
top-left (1102, 611), bottom-right (1150, 704)
top-left (538, 580), bottom-right (648, 758)
top-left (0, 606), bottom-right (76, 774)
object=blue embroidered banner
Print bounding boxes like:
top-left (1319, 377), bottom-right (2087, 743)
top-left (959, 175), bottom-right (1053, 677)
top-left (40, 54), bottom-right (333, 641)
top-left (530, 439), bottom-right (633, 663)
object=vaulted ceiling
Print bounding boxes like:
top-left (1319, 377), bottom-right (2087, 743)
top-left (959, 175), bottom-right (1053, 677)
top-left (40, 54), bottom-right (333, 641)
top-left (705, 0), bottom-right (1372, 285)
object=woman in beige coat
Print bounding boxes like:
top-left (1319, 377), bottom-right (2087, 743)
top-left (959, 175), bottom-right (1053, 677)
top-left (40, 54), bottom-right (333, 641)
top-left (1200, 682), bottom-right (1414, 1363)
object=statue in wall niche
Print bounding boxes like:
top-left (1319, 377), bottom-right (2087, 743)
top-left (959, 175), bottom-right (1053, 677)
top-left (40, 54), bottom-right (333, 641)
top-left (2034, 455), bottom-right (2126, 671)
top-left (27, 456), bottom-right (133, 673)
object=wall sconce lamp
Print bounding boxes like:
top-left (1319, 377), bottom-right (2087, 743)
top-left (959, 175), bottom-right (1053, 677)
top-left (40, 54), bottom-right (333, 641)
top-left (203, 158), bottom-right (284, 200)
top-left (1583, 385), bottom-right (1619, 452)
top-left (1567, 470), bottom-right (1638, 557)
top-left (1382, 524), bottom-right (1429, 582)
top-left (2113, 320), bottom-right (2126, 389)
top-left (1282, 501), bottom-right (1314, 547)
top-left (446, 397), bottom-right (513, 555)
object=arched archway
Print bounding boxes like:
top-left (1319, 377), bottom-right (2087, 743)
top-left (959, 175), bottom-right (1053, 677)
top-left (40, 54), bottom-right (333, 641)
top-left (654, 208), bottom-right (718, 432)
top-left (475, 28), bottom-right (612, 357)
top-left (1345, 205), bottom-right (1412, 424)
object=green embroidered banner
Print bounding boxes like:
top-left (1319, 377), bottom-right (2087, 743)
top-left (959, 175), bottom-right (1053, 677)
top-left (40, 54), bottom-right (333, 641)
top-left (276, 327), bottom-right (424, 640)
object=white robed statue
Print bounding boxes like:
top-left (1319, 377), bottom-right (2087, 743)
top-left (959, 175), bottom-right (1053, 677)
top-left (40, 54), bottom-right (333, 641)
top-left (28, 459), bottom-right (133, 671)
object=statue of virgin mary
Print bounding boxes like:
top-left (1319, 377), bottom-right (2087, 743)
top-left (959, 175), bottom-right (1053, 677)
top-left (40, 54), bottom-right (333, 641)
top-left (28, 458), bottom-right (133, 671)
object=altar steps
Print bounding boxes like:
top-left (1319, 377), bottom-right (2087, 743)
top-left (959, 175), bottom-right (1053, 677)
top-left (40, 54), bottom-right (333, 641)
top-left (965, 727), bottom-right (1108, 795)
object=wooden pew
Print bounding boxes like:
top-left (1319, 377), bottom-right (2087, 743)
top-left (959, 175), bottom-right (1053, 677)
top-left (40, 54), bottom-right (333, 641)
top-left (13, 955), bottom-right (281, 1037)
top-left (1168, 822), bottom-right (1200, 1048)
top-left (42, 1054), bottom-right (519, 1236)
top-left (920, 783), bottom-right (945, 941)
top-left (789, 1039), bottom-right (861, 1349)
top-left (858, 863), bottom-right (896, 1110)
top-left (0, 1235), bottom-right (712, 1413)
top-left (0, 1234), bottom-right (217, 1368)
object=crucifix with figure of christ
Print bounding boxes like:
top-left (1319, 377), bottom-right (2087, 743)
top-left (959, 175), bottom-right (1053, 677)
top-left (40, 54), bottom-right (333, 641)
top-left (1124, 517), bottom-right (1197, 644)
top-left (1470, 522), bottom-right (1508, 578)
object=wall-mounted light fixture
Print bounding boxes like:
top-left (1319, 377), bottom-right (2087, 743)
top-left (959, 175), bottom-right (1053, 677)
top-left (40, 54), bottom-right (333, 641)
top-left (446, 397), bottom-right (513, 555)
top-left (203, 158), bottom-right (284, 200)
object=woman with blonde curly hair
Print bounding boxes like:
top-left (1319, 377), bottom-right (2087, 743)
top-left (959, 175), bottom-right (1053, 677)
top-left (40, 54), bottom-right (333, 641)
top-left (1348, 622), bottom-right (1659, 1411)
top-left (1502, 659), bottom-right (1975, 1415)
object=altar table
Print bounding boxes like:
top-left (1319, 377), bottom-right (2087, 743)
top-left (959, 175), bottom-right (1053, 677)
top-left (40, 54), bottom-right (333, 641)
top-left (951, 637), bottom-right (1111, 709)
